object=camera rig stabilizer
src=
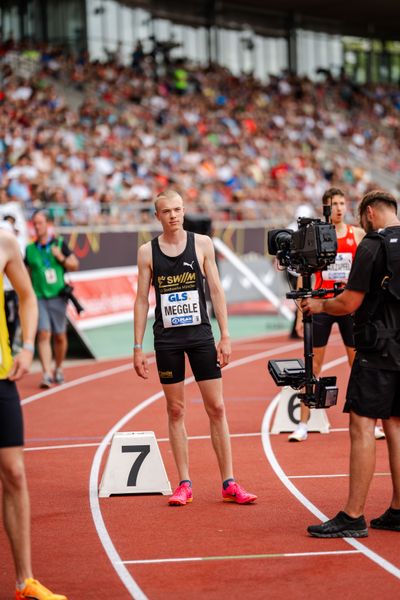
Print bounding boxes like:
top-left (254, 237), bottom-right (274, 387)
top-left (267, 209), bottom-right (343, 409)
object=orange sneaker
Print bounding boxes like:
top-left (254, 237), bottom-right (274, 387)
top-left (16, 578), bottom-right (67, 600)
top-left (168, 482), bottom-right (193, 506)
top-left (222, 481), bottom-right (257, 504)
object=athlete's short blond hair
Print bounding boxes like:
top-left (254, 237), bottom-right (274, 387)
top-left (155, 189), bottom-right (183, 212)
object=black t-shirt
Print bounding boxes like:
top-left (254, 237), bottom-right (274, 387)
top-left (347, 226), bottom-right (400, 369)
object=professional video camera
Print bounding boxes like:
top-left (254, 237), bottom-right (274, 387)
top-left (267, 211), bottom-right (341, 408)
top-left (267, 217), bottom-right (337, 275)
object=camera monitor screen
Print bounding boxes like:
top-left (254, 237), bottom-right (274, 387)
top-left (272, 359), bottom-right (304, 374)
top-left (268, 358), bottom-right (305, 386)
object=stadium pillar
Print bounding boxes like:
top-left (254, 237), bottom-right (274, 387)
top-left (205, 0), bottom-right (216, 66)
top-left (286, 14), bottom-right (298, 74)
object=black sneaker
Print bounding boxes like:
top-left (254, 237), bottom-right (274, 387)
top-left (307, 511), bottom-right (368, 538)
top-left (370, 509), bottom-right (400, 531)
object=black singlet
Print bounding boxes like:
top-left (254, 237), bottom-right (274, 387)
top-left (151, 231), bottom-right (214, 348)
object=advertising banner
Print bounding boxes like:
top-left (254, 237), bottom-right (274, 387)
top-left (66, 267), bottom-right (155, 330)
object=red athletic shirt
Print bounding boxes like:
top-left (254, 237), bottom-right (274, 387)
top-left (314, 225), bottom-right (358, 290)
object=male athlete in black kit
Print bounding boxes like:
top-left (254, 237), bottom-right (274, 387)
top-left (133, 189), bottom-right (257, 506)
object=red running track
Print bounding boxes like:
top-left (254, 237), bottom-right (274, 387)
top-left (0, 332), bottom-right (399, 599)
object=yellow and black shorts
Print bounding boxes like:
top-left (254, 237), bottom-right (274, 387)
top-left (155, 341), bottom-right (221, 384)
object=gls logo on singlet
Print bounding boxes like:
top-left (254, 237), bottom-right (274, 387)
top-left (168, 292), bottom-right (188, 302)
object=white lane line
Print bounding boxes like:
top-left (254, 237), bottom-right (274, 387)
top-left (289, 473), bottom-right (391, 480)
top-left (24, 432), bottom-right (263, 453)
top-left (20, 332), bottom-right (295, 407)
top-left (119, 549), bottom-right (360, 565)
top-left (89, 340), bottom-right (304, 599)
top-left (89, 388), bottom-right (168, 600)
top-left (21, 363), bottom-right (133, 406)
top-left (261, 355), bottom-right (400, 581)
top-left (23, 442), bottom-right (392, 481)
top-left (25, 442), bottom-right (102, 452)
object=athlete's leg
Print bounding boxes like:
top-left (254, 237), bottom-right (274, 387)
top-left (37, 300), bottom-right (53, 378)
top-left (0, 447), bottom-right (32, 581)
top-left (197, 378), bottom-right (233, 481)
top-left (383, 416), bottom-right (400, 509)
top-left (162, 381), bottom-right (190, 482)
top-left (345, 345), bottom-right (356, 366)
top-left (53, 332), bottom-right (67, 370)
top-left (37, 330), bottom-right (52, 376)
top-left (344, 411), bottom-right (376, 517)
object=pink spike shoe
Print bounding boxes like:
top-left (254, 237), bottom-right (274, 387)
top-left (222, 481), bottom-right (257, 504)
top-left (168, 482), bottom-right (193, 506)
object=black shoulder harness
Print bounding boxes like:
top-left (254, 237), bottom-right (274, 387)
top-left (366, 229), bottom-right (400, 301)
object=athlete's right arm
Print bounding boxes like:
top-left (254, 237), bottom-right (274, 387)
top-left (3, 232), bottom-right (38, 380)
top-left (133, 243), bottom-right (152, 379)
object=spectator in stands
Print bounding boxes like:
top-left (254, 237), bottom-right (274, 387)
top-left (1, 40), bottom-right (399, 226)
top-left (25, 210), bottom-right (79, 388)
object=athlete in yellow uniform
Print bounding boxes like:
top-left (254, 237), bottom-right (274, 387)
top-left (0, 274), bottom-right (14, 377)
top-left (0, 229), bottom-right (68, 599)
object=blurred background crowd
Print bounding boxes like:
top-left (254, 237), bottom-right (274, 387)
top-left (1, 38), bottom-right (400, 231)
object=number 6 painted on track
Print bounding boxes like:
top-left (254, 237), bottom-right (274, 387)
top-left (122, 445), bottom-right (151, 486)
top-left (288, 393), bottom-right (301, 424)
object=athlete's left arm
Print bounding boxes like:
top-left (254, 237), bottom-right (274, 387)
top-left (4, 233), bottom-right (38, 379)
top-left (301, 289), bottom-right (365, 317)
top-left (201, 235), bottom-right (231, 367)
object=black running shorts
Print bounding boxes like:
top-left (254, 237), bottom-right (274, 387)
top-left (344, 357), bottom-right (400, 419)
top-left (155, 342), bottom-right (222, 384)
top-left (313, 312), bottom-right (354, 348)
top-left (0, 379), bottom-right (24, 447)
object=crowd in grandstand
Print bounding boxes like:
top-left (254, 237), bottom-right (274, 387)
top-left (1, 38), bottom-right (400, 227)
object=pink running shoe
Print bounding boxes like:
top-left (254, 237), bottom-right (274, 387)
top-left (168, 482), bottom-right (193, 506)
top-left (222, 481), bottom-right (257, 504)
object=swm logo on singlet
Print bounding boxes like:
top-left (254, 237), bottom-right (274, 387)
top-left (157, 272), bottom-right (196, 289)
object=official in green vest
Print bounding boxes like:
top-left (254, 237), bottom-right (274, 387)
top-left (25, 210), bottom-right (79, 388)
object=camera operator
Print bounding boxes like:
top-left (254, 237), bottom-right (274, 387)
top-left (290, 188), bottom-right (367, 441)
top-left (25, 210), bottom-right (79, 388)
top-left (302, 190), bottom-right (400, 537)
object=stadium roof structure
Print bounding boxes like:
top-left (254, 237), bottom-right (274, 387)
top-left (121, 0), bottom-right (400, 41)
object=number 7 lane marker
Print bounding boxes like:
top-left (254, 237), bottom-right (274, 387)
top-left (261, 355), bottom-right (400, 581)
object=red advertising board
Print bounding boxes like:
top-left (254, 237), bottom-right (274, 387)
top-left (66, 267), bottom-right (155, 330)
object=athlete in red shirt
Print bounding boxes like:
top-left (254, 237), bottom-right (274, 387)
top-left (289, 188), bottom-right (386, 441)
